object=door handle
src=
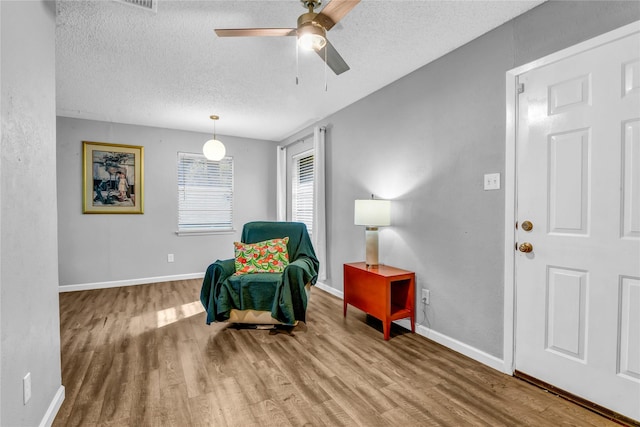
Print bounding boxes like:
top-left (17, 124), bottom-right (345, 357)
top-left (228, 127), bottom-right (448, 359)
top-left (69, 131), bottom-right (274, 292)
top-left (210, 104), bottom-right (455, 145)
top-left (518, 242), bottom-right (533, 253)
top-left (521, 220), bottom-right (533, 231)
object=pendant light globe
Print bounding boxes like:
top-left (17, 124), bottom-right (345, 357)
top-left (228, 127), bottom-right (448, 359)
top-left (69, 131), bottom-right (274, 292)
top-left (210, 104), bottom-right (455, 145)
top-left (203, 138), bottom-right (226, 161)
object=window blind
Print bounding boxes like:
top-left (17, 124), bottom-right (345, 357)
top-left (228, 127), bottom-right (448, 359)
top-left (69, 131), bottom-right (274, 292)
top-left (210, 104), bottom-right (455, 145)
top-left (178, 152), bottom-right (233, 232)
top-left (292, 152), bottom-right (314, 237)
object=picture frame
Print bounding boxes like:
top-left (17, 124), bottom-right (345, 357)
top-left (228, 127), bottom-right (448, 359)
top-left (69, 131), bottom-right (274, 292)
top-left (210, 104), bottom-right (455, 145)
top-left (83, 141), bottom-right (144, 214)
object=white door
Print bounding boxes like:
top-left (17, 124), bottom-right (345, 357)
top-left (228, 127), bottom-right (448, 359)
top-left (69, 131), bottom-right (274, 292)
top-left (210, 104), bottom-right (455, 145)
top-left (515, 30), bottom-right (640, 421)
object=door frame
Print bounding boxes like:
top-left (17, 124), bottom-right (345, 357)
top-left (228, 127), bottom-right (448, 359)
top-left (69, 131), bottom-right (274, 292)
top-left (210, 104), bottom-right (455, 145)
top-left (502, 20), bottom-right (640, 375)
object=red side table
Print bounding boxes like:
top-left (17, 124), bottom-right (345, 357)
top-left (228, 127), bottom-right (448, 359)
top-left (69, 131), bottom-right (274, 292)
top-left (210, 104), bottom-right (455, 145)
top-left (343, 262), bottom-right (415, 340)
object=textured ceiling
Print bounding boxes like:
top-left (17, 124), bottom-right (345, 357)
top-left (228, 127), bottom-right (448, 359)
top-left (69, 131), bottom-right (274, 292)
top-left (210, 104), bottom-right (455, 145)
top-left (56, 0), bottom-right (545, 141)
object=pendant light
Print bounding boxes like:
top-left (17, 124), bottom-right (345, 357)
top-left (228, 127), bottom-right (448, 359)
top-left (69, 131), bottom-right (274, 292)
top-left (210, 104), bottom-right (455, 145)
top-left (203, 115), bottom-right (226, 161)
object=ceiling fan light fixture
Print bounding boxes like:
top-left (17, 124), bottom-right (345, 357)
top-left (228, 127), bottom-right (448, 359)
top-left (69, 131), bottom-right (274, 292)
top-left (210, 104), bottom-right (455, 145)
top-left (297, 22), bottom-right (326, 51)
top-left (214, 0), bottom-right (360, 75)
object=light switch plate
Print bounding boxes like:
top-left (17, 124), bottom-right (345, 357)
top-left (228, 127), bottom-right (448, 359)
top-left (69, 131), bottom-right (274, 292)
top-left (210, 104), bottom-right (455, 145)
top-left (484, 173), bottom-right (501, 190)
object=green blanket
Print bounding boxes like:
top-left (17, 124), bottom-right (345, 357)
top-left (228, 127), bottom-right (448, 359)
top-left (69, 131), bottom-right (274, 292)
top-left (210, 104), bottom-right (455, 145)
top-left (200, 221), bottom-right (319, 325)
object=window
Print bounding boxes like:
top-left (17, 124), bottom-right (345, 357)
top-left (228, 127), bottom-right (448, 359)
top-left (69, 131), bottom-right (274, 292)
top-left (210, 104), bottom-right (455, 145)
top-left (177, 152), bottom-right (233, 233)
top-left (291, 151), bottom-right (314, 237)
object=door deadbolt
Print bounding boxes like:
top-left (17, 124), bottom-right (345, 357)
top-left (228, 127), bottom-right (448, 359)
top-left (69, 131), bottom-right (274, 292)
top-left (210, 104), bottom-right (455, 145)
top-left (521, 220), bottom-right (533, 231)
top-left (518, 242), bottom-right (533, 253)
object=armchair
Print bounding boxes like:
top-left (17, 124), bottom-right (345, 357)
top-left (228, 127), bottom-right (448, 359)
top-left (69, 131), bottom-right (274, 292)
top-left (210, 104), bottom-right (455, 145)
top-left (200, 221), bottom-right (319, 326)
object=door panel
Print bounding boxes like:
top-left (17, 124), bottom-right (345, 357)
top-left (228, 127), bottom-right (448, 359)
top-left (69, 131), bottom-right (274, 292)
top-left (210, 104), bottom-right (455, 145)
top-left (545, 266), bottom-right (587, 360)
top-left (622, 119), bottom-right (640, 238)
top-left (515, 30), bottom-right (640, 421)
top-left (623, 59), bottom-right (640, 96)
top-left (548, 129), bottom-right (590, 234)
top-left (619, 276), bottom-right (640, 381)
top-left (548, 74), bottom-right (590, 115)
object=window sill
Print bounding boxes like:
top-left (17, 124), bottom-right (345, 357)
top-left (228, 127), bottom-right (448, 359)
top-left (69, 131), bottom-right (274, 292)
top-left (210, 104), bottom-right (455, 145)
top-left (176, 229), bottom-right (236, 237)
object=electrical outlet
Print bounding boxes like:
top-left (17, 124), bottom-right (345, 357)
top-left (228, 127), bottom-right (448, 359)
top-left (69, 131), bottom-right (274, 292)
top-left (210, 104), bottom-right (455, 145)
top-left (23, 372), bottom-right (31, 405)
top-left (167, 254), bottom-right (174, 263)
top-left (421, 289), bottom-right (430, 305)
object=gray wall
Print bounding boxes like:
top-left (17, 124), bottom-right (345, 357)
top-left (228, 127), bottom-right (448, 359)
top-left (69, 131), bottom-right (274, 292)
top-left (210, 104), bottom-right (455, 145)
top-left (1, 1), bottom-right (63, 425)
top-left (57, 117), bottom-right (278, 287)
top-left (283, 1), bottom-right (639, 358)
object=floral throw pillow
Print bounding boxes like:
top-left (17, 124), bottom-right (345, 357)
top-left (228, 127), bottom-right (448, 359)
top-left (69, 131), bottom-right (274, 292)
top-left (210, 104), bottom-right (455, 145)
top-left (234, 237), bottom-right (290, 275)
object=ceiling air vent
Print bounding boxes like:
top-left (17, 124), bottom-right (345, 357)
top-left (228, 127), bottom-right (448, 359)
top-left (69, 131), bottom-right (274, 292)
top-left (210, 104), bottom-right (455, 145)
top-left (114, 0), bottom-right (158, 13)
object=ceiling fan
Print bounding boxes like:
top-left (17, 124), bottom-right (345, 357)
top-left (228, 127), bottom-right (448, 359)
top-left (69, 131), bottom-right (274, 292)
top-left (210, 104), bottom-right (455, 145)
top-left (215, 0), bottom-right (360, 75)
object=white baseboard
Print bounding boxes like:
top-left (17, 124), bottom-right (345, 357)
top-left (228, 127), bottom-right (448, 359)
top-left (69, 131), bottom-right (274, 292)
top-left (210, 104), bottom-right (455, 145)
top-left (313, 283), bottom-right (506, 373)
top-left (314, 281), bottom-right (344, 298)
top-left (414, 324), bottom-right (505, 372)
top-left (59, 272), bottom-right (205, 293)
top-left (40, 385), bottom-right (65, 427)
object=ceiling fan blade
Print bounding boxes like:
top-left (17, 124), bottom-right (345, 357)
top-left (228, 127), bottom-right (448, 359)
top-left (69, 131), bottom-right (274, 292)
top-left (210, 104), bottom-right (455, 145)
top-left (315, 0), bottom-right (360, 31)
top-left (316, 40), bottom-right (350, 75)
top-left (215, 28), bottom-right (296, 37)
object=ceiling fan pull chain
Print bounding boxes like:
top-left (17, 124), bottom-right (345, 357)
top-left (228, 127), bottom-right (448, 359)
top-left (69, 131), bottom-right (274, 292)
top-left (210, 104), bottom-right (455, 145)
top-left (296, 41), bottom-right (300, 85)
top-left (324, 46), bottom-right (328, 91)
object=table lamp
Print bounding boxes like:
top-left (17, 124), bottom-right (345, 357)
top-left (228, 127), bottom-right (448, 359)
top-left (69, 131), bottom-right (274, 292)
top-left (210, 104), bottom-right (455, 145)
top-left (354, 198), bottom-right (391, 266)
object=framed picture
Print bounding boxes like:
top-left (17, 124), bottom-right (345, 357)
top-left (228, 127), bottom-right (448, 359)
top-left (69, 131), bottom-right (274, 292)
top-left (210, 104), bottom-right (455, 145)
top-left (83, 141), bottom-right (144, 214)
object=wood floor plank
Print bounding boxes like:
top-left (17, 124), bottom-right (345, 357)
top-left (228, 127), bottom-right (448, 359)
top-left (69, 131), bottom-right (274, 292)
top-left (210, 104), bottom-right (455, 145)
top-left (158, 383), bottom-right (193, 426)
top-left (216, 376), bottom-right (261, 426)
top-left (433, 382), bottom-right (523, 426)
top-left (157, 326), bottom-right (186, 388)
top-left (52, 351), bottom-right (94, 427)
top-left (136, 318), bottom-right (159, 375)
top-left (316, 376), bottom-right (393, 426)
top-left (178, 338), bottom-right (214, 399)
top-left (380, 381), bottom-right (465, 425)
top-left (249, 398), bottom-right (294, 427)
top-left (311, 399), bottom-right (359, 427)
top-left (97, 352), bottom-right (132, 424)
top-left (54, 280), bottom-right (622, 427)
top-left (258, 340), bottom-right (333, 405)
top-left (277, 389), bottom-right (329, 426)
top-left (311, 333), bottom-right (397, 388)
top-left (128, 370), bottom-right (162, 426)
top-left (228, 354), bottom-right (272, 405)
top-left (187, 392), bottom-right (228, 427)
top-left (381, 405), bottom-right (431, 426)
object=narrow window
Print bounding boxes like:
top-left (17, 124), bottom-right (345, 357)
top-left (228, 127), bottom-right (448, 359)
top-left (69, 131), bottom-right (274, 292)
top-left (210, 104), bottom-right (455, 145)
top-left (177, 152), bottom-right (233, 233)
top-left (292, 151), bottom-right (314, 237)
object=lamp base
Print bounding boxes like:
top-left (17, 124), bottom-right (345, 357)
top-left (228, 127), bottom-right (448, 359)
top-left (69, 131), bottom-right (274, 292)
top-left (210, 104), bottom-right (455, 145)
top-left (365, 227), bottom-right (379, 266)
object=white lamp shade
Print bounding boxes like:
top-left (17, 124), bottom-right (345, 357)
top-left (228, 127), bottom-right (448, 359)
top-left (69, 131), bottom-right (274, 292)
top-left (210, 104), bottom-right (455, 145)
top-left (354, 199), bottom-right (391, 226)
top-left (203, 139), bottom-right (226, 161)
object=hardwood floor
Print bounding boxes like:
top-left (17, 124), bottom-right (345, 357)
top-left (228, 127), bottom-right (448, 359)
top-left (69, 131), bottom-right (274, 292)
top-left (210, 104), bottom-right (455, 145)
top-left (54, 279), bottom-right (618, 426)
